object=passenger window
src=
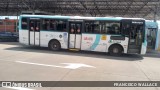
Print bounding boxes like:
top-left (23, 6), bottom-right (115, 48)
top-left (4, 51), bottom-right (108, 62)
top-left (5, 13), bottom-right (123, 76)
top-left (70, 24), bottom-right (76, 34)
top-left (122, 23), bottom-right (130, 35)
top-left (29, 20), bottom-right (34, 31)
top-left (56, 20), bottom-right (67, 31)
top-left (84, 21), bottom-right (100, 34)
top-left (50, 20), bottom-right (56, 30)
top-left (21, 18), bottom-right (28, 29)
top-left (85, 21), bottom-right (120, 34)
top-left (104, 22), bottom-right (120, 34)
top-left (35, 21), bottom-right (40, 32)
top-left (42, 19), bottom-right (66, 32)
top-left (42, 19), bottom-right (50, 30)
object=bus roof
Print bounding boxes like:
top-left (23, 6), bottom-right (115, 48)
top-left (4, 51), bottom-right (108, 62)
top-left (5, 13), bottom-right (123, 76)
top-left (20, 15), bottom-right (145, 21)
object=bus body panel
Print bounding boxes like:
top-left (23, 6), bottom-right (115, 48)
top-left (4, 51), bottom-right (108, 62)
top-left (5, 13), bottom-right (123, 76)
top-left (40, 31), bottom-right (68, 49)
top-left (35, 32), bottom-right (40, 45)
top-left (81, 34), bottom-right (107, 52)
top-left (69, 34), bottom-right (81, 49)
top-left (29, 31), bottom-right (34, 45)
top-left (19, 30), bottom-right (29, 45)
top-left (81, 34), bottom-right (129, 53)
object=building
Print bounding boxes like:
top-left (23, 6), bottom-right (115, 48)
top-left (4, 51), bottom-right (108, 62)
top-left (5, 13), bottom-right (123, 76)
top-left (0, 16), bottom-right (18, 32)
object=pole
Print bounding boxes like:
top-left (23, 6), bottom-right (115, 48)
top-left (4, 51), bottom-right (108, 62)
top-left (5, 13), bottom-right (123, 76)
top-left (5, 19), bottom-right (6, 32)
top-left (154, 5), bottom-right (158, 22)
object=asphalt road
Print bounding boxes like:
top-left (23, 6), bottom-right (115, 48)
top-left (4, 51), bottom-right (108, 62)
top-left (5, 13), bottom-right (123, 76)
top-left (0, 42), bottom-right (160, 90)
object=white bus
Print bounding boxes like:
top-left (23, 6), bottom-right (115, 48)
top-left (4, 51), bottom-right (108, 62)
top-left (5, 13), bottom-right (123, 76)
top-left (19, 15), bottom-right (147, 55)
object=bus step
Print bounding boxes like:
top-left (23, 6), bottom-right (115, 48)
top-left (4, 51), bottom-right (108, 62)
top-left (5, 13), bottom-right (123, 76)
top-left (129, 45), bottom-right (140, 49)
top-left (128, 49), bottom-right (140, 53)
top-left (69, 48), bottom-right (80, 51)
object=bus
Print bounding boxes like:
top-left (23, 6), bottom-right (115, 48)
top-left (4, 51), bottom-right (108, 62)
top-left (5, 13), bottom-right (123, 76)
top-left (19, 15), bottom-right (147, 56)
top-left (145, 20), bottom-right (158, 51)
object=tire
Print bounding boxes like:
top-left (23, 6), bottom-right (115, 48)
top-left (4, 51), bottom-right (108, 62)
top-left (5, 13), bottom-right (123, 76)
top-left (109, 45), bottom-right (123, 56)
top-left (49, 40), bottom-right (61, 51)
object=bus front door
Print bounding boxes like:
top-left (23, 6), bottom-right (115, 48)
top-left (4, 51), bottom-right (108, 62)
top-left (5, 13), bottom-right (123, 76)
top-left (69, 22), bottom-right (82, 50)
top-left (121, 19), bottom-right (144, 54)
top-left (29, 19), bottom-right (40, 46)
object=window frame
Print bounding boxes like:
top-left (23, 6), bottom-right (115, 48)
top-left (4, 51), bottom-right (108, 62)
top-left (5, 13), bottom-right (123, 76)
top-left (21, 17), bottom-right (28, 30)
top-left (41, 18), bottom-right (67, 32)
top-left (84, 20), bottom-right (121, 35)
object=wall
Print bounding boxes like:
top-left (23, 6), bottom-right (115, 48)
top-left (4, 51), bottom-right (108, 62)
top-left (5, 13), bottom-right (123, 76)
top-left (0, 19), bottom-right (18, 32)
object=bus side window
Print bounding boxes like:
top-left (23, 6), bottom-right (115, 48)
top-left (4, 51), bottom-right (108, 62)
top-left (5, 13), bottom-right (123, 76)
top-left (104, 22), bottom-right (120, 34)
top-left (35, 21), bottom-right (40, 31)
top-left (42, 19), bottom-right (50, 30)
top-left (85, 21), bottom-right (100, 34)
top-left (122, 24), bottom-right (130, 36)
top-left (56, 20), bottom-right (67, 32)
top-left (30, 21), bottom-right (34, 31)
top-left (50, 20), bottom-right (56, 30)
top-left (22, 18), bottom-right (28, 29)
top-left (70, 24), bottom-right (75, 34)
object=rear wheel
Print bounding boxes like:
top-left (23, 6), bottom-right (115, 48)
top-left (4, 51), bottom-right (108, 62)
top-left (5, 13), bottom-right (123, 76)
top-left (109, 45), bottom-right (123, 56)
top-left (49, 40), bottom-right (61, 51)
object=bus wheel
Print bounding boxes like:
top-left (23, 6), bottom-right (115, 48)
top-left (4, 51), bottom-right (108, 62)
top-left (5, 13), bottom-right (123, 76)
top-left (49, 40), bottom-right (61, 51)
top-left (109, 45), bottom-right (123, 56)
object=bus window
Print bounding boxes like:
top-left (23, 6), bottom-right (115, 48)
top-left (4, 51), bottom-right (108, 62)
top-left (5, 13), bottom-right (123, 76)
top-left (102, 22), bottom-right (120, 34)
top-left (84, 21), bottom-right (100, 34)
top-left (35, 21), bottom-right (40, 31)
top-left (42, 19), bottom-right (50, 30)
top-left (56, 20), bottom-right (67, 31)
top-left (21, 18), bottom-right (28, 29)
top-left (76, 24), bottom-right (81, 34)
top-left (94, 21), bottom-right (100, 33)
top-left (29, 20), bottom-right (34, 31)
top-left (70, 23), bottom-right (76, 34)
top-left (50, 20), bottom-right (56, 30)
top-left (100, 22), bottom-right (106, 34)
top-left (121, 23), bottom-right (130, 36)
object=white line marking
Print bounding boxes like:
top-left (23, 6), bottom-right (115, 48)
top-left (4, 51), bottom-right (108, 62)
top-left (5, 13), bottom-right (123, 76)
top-left (15, 61), bottom-right (63, 68)
top-left (15, 61), bottom-right (95, 69)
top-left (4, 87), bottom-right (35, 90)
top-left (62, 63), bottom-right (96, 69)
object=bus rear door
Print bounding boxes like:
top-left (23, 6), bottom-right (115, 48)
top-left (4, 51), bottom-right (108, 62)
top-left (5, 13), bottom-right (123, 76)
top-left (29, 18), bottom-right (40, 46)
top-left (68, 21), bottom-right (82, 50)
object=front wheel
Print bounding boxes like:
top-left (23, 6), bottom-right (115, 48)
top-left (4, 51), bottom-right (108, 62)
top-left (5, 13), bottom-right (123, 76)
top-left (109, 45), bottom-right (123, 56)
top-left (49, 40), bottom-right (61, 51)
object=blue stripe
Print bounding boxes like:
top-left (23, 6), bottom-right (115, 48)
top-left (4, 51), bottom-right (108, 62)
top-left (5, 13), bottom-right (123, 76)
top-left (90, 34), bottom-right (101, 50)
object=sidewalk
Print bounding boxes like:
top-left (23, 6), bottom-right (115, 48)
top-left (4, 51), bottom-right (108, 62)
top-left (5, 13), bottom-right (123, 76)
top-left (144, 50), bottom-right (160, 58)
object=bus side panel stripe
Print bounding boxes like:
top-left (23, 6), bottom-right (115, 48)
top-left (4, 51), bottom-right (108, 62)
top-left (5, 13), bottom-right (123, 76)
top-left (91, 34), bottom-right (101, 50)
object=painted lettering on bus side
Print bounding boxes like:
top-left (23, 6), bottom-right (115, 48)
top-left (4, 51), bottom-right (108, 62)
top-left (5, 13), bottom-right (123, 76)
top-left (84, 37), bottom-right (93, 41)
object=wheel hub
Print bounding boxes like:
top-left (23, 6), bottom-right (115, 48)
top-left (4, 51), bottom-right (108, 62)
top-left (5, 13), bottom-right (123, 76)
top-left (113, 48), bottom-right (118, 53)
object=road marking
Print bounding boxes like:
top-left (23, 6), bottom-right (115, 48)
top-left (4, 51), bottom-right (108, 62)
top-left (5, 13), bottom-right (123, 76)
top-left (3, 87), bottom-right (35, 90)
top-left (62, 63), bottom-right (95, 69)
top-left (15, 61), bottom-right (95, 69)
